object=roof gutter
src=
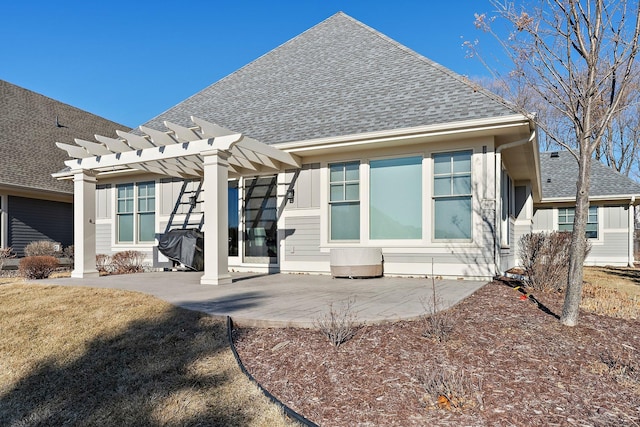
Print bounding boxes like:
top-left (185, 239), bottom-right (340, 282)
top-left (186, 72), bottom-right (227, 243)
top-left (278, 114), bottom-right (532, 154)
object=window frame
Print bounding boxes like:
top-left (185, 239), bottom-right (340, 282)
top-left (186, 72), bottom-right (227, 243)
top-left (369, 155), bottom-right (423, 240)
top-left (116, 181), bottom-right (156, 244)
top-left (328, 161), bottom-right (360, 241)
top-left (432, 150), bottom-right (473, 242)
top-left (558, 205), bottom-right (599, 239)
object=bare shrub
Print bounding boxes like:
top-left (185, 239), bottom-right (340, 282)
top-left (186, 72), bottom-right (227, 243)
top-left (62, 245), bottom-right (74, 269)
top-left (314, 297), bottom-right (359, 347)
top-left (421, 276), bottom-right (455, 342)
top-left (0, 247), bottom-right (15, 271)
top-left (19, 256), bottom-right (59, 279)
top-left (96, 254), bottom-right (111, 274)
top-left (599, 347), bottom-right (639, 387)
top-left (518, 231), bottom-right (590, 292)
top-left (419, 366), bottom-right (483, 411)
top-left (110, 251), bottom-right (145, 274)
top-left (24, 241), bottom-right (61, 257)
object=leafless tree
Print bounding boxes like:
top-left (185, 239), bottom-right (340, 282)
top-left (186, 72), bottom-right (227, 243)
top-left (472, 0), bottom-right (640, 326)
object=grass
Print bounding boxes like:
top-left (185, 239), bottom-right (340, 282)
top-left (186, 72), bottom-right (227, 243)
top-left (582, 266), bottom-right (640, 319)
top-left (0, 282), bottom-right (295, 427)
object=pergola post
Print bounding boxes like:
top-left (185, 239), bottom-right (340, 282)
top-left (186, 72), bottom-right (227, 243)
top-left (71, 170), bottom-right (99, 278)
top-left (200, 149), bottom-right (232, 285)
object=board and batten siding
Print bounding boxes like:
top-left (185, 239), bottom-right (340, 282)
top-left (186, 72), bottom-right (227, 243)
top-left (7, 196), bottom-right (73, 257)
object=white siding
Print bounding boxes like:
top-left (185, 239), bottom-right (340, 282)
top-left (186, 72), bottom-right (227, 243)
top-left (532, 207), bottom-right (554, 231)
top-left (603, 205), bottom-right (629, 229)
top-left (96, 184), bottom-right (111, 219)
top-left (96, 223), bottom-right (112, 255)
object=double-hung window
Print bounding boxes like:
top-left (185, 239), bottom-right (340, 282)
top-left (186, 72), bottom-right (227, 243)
top-left (558, 206), bottom-right (598, 239)
top-left (433, 151), bottom-right (472, 240)
top-left (116, 181), bottom-right (156, 243)
top-left (329, 161), bottom-right (360, 240)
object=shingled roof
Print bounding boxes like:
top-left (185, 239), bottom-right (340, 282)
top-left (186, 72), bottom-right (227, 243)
top-left (540, 150), bottom-right (640, 200)
top-left (0, 80), bottom-right (128, 194)
top-left (141, 12), bottom-right (518, 144)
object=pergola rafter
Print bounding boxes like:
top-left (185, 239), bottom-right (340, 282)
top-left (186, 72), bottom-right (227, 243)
top-left (56, 116), bottom-right (301, 286)
top-left (56, 116), bottom-right (301, 178)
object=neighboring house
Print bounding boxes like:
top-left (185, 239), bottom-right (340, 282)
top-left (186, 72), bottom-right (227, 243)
top-left (53, 12), bottom-right (640, 284)
top-left (0, 80), bottom-right (127, 256)
top-left (528, 151), bottom-right (640, 267)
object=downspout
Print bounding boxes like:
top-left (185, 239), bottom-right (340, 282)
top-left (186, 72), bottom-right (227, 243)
top-left (494, 129), bottom-right (536, 276)
top-left (629, 196), bottom-right (636, 267)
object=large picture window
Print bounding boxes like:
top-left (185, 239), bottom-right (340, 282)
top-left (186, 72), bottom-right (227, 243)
top-left (116, 181), bottom-right (156, 243)
top-left (329, 161), bottom-right (360, 240)
top-left (370, 156), bottom-right (422, 239)
top-left (558, 206), bottom-right (598, 239)
top-left (433, 151), bottom-right (472, 240)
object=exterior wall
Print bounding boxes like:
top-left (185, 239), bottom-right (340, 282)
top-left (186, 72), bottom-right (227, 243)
top-left (7, 195), bottom-right (73, 256)
top-left (532, 203), bottom-right (632, 267)
top-left (90, 134), bottom-right (514, 279)
top-left (279, 136), bottom-right (499, 279)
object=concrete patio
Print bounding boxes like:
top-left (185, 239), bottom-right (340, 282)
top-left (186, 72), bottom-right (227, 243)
top-left (40, 272), bottom-right (487, 328)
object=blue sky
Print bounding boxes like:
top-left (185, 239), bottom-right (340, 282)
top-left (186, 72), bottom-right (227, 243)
top-left (1, 1), bottom-right (502, 128)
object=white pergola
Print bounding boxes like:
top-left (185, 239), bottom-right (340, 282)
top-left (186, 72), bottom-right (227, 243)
top-left (56, 116), bottom-right (301, 285)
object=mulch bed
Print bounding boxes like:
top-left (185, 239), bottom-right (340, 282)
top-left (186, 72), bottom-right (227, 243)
top-left (233, 280), bottom-right (640, 426)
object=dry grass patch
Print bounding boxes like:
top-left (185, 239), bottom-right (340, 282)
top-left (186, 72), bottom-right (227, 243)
top-left (0, 284), bottom-right (294, 427)
top-left (582, 266), bottom-right (640, 319)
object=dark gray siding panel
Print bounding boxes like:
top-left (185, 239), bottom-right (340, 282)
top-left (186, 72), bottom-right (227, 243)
top-left (8, 196), bottom-right (73, 257)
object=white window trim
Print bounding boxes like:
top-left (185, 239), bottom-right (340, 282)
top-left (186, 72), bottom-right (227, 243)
top-left (554, 205), bottom-right (603, 244)
top-left (113, 180), bottom-right (157, 246)
top-left (431, 149), bottom-right (474, 243)
top-left (328, 160), bottom-right (361, 242)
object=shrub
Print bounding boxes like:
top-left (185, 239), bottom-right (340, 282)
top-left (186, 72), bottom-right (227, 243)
top-left (518, 231), bottom-right (590, 292)
top-left (110, 251), bottom-right (145, 274)
top-left (96, 254), bottom-right (111, 274)
top-left (421, 276), bottom-right (455, 342)
top-left (63, 245), bottom-right (74, 269)
top-left (0, 247), bottom-right (14, 271)
top-left (19, 256), bottom-right (59, 279)
top-left (419, 366), bottom-right (483, 411)
top-left (24, 241), bottom-right (61, 257)
top-left (314, 297), bottom-right (360, 347)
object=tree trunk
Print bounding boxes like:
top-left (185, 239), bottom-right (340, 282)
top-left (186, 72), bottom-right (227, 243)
top-left (560, 151), bottom-right (592, 326)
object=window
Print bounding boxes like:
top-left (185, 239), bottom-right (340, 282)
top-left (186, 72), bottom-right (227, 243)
top-left (558, 206), bottom-right (598, 239)
top-left (137, 182), bottom-right (155, 242)
top-left (116, 181), bottom-right (156, 243)
top-left (370, 156), bottom-right (422, 239)
top-left (329, 161), bottom-right (360, 240)
top-left (433, 151), bottom-right (472, 240)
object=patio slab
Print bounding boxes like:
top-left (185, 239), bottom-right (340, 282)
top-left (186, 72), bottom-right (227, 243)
top-left (40, 272), bottom-right (487, 328)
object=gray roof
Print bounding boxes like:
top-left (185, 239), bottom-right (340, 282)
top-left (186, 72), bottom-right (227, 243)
top-left (142, 12), bottom-right (518, 144)
top-left (540, 150), bottom-right (640, 199)
top-left (0, 80), bottom-right (128, 194)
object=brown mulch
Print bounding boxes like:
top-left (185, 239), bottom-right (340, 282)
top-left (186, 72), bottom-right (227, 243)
top-left (233, 280), bottom-right (640, 426)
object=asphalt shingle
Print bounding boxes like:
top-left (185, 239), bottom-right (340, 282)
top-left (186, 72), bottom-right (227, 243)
top-left (0, 80), bottom-right (128, 194)
top-left (141, 12), bottom-right (518, 144)
top-left (539, 150), bottom-right (640, 199)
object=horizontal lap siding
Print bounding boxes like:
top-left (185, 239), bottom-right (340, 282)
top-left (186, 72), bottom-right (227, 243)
top-left (284, 216), bottom-right (327, 261)
top-left (8, 196), bottom-right (73, 257)
top-left (589, 232), bottom-right (628, 260)
top-left (96, 223), bottom-right (112, 255)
